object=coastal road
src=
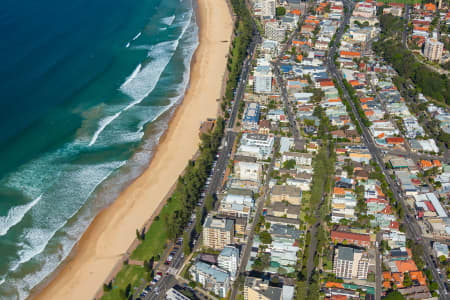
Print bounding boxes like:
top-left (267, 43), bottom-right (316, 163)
top-left (228, 29), bottom-right (261, 130)
top-left (139, 28), bottom-right (260, 300)
top-left (329, 1), bottom-right (448, 298)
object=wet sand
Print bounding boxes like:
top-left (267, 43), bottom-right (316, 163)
top-left (31, 0), bottom-right (232, 298)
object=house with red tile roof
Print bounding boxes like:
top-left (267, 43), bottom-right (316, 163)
top-left (386, 137), bottom-right (404, 145)
top-left (340, 51), bottom-right (361, 59)
top-left (331, 230), bottom-right (371, 247)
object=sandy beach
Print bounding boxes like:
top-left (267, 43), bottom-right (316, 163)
top-left (31, 0), bottom-right (232, 298)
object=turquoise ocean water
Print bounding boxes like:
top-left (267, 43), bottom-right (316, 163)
top-left (0, 0), bottom-right (199, 298)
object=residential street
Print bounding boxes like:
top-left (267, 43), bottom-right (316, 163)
top-left (327, 0), bottom-right (448, 298)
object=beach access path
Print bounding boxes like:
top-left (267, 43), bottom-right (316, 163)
top-left (31, 0), bottom-right (233, 298)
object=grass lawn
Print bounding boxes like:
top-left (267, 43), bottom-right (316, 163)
top-left (180, 262), bottom-right (192, 279)
top-left (102, 265), bottom-right (147, 300)
top-left (301, 191), bottom-right (311, 204)
top-left (130, 196), bottom-right (183, 261)
top-left (299, 210), bottom-right (307, 223)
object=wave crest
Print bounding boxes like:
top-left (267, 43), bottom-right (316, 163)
top-left (161, 15), bottom-right (175, 26)
top-left (0, 195), bottom-right (42, 236)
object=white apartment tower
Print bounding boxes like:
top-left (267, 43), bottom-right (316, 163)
top-left (218, 246), bottom-right (240, 280)
top-left (262, 0), bottom-right (276, 18)
top-left (265, 21), bottom-right (287, 43)
top-left (424, 38), bottom-right (444, 62)
top-left (254, 65), bottom-right (273, 93)
top-left (203, 216), bottom-right (234, 250)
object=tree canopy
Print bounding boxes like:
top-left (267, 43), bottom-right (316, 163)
top-left (374, 14), bottom-right (450, 104)
top-left (382, 290), bottom-right (405, 300)
top-left (260, 231), bottom-right (273, 244)
top-left (276, 7), bottom-right (286, 17)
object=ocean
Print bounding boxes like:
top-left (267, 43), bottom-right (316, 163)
top-left (0, 0), bottom-right (199, 298)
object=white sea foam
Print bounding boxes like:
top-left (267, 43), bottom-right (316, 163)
top-left (161, 15), bottom-right (175, 26)
top-left (132, 32), bottom-right (142, 41)
top-left (88, 23), bottom-right (191, 147)
top-left (15, 228), bottom-right (53, 270)
top-left (88, 111), bottom-right (122, 146)
top-left (88, 62), bottom-right (143, 147)
top-left (120, 39), bottom-right (184, 101)
top-left (9, 160), bottom-right (126, 272)
top-left (120, 64), bottom-right (142, 89)
top-left (126, 42), bottom-right (130, 48)
top-left (0, 6), bottom-right (198, 299)
top-left (0, 195), bottom-right (42, 236)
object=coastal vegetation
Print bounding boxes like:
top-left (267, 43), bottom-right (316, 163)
top-left (102, 118), bottom-right (224, 299)
top-left (224, 0), bottom-right (253, 103)
top-left (374, 14), bottom-right (450, 105)
top-left (102, 265), bottom-right (147, 300)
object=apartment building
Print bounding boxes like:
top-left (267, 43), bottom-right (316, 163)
top-left (189, 261), bottom-right (230, 297)
top-left (271, 185), bottom-right (302, 205)
top-left (235, 160), bottom-right (262, 182)
top-left (333, 246), bottom-right (369, 280)
top-left (238, 133), bottom-right (275, 160)
top-left (203, 216), bottom-right (234, 250)
top-left (281, 152), bottom-right (313, 166)
top-left (218, 246), bottom-right (240, 280)
top-left (265, 21), bottom-right (287, 42)
top-left (166, 288), bottom-right (191, 300)
top-left (254, 65), bottom-right (273, 93)
top-left (220, 189), bottom-right (254, 219)
top-left (244, 277), bottom-right (282, 300)
top-left (261, 0), bottom-right (276, 18)
top-left (424, 38), bottom-right (444, 62)
top-left (243, 102), bottom-right (261, 131)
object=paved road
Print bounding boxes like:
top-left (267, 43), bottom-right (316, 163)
top-left (271, 9), bottom-right (334, 294)
top-left (272, 62), bottom-right (301, 140)
top-left (328, 1), bottom-right (448, 298)
top-left (375, 232), bottom-right (382, 300)
top-left (138, 25), bottom-right (260, 300)
top-left (271, 17), bottom-right (306, 142)
top-left (228, 34), bottom-right (261, 130)
top-left (230, 15), bottom-right (305, 300)
top-left (402, 4), bottom-right (409, 48)
top-left (229, 137), bottom-right (279, 300)
top-left (305, 162), bottom-right (330, 285)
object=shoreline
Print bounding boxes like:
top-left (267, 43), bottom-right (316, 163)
top-left (29, 0), bottom-right (233, 298)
